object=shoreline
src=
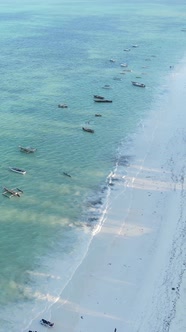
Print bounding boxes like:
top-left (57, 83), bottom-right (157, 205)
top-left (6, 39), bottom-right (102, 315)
top-left (28, 61), bottom-right (186, 332)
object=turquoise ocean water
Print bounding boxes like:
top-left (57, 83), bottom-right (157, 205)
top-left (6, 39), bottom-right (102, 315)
top-left (0, 0), bottom-right (185, 331)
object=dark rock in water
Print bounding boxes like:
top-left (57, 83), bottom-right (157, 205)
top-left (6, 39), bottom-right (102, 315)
top-left (89, 198), bottom-right (102, 206)
top-left (86, 223), bottom-right (93, 228)
top-left (101, 185), bottom-right (108, 193)
top-left (118, 155), bottom-right (133, 166)
top-left (111, 177), bottom-right (120, 182)
top-left (88, 217), bottom-right (98, 223)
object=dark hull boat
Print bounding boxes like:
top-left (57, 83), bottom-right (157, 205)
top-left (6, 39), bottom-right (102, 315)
top-left (82, 127), bottom-right (94, 133)
top-left (131, 81), bottom-right (145, 88)
top-left (63, 172), bottom-right (71, 178)
top-left (94, 99), bottom-right (112, 103)
top-left (58, 104), bottom-right (68, 108)
top-left (40, 319), bottom-right (54, 327)
top-left (94, 95), bottom-right (105, 100)
top-left (93, 95), bottom-right (112, 102)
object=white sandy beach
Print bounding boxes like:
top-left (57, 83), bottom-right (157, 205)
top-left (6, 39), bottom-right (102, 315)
top-left (28, 62), bottom-right (186, 332)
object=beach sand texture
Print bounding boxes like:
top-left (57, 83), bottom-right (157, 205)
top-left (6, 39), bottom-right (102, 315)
top-left (27, 64), bottom-right (186, 332)
top-left (0, 1), bottom-right (186, 331)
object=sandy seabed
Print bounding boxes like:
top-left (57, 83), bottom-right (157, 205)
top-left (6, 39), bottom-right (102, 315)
top-left (28, 61), bottom-right (186, 332)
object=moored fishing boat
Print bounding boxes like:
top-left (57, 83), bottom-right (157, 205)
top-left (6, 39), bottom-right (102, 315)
top-left (94, 99), bottom-right (112, 103)
top-left (9, 167), bottom-right (26, 175)
top-left (19, 146), bottom-right (37, 153)
top-left (82, 127), bottom-right (94, 133)
top-left (58, 104), bottom-right (68, 108)
top-left (102, 84), bottom-right (111, 89)
top-left (131, 81), bottom-right (146, 88)
top-left (2, 187), bottom-right (23, 198)
top-left (94, 95), bottom-right (105, 100)
top-left (63, 172), bottom-right (71, 178)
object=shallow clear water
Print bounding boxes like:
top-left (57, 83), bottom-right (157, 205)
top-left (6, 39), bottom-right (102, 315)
top-left (0, 0), bottom-right (185, 330)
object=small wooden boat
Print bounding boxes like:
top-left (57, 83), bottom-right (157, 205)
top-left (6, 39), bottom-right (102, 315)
top-left (94, 95), bottom-right (105, 100)
top-left (113, 77), bottom-right (122, 81)
top-left (82, 127), bottom-right (94, 133)
top-left (58, 104), bottom-right (68, 108)
top-left (95, 114), bottom-right (102, 117)
top-left (9, 167), bottom-right (26, 175)
top-left (131, 81), bottom-right (145, 88)
top-left (102, 84), bottom-right (111, 89)
top-left (19, 146), bottom-right (37, 153)
top-left (123, 69), bottom-right (132, 72)
top-left (94, 99), bottom-right (112, 103)
top-left (63, 172), bottom-right (71, 178)
top-left (2, 187), bottom-right (23, 198)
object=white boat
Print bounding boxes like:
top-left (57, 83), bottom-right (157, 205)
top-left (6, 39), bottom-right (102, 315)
top-left (131, 81), bottom-right (146, 88)
top-left (102, 84), bottom-right (111, 89)
top-left (9, 167), bottom-right (26, 175)
top-left (113, 77), bottom-right (122, 81)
